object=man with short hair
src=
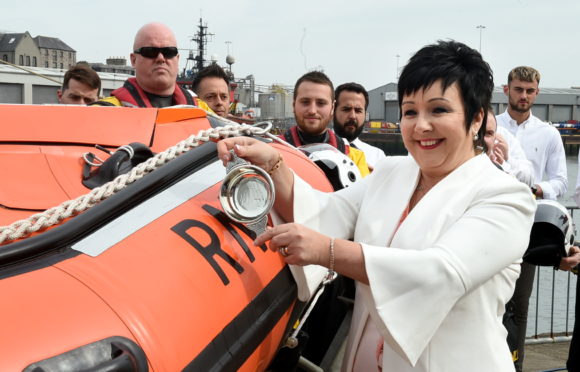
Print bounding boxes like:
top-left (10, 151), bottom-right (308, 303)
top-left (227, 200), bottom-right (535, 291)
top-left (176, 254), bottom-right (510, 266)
top-left (496, 66), bottom-right (567, 199)
top-left (192, 64), bottom-right (230, 117)
top-left (57, 64), bottom-right (100, 105)
top-left (93, 23), bottom-right (206, 109)
top-left (333, 82), bottom-right (386, 170)
top-left (496, 66), bottom-right (568, 372)
top-left (278, 72), bottom-right (367, 368)
top-left (280, 71), bottom-right (369, 177)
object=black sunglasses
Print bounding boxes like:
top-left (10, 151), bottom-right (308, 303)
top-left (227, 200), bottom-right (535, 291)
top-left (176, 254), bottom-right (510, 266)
top-left (134, 47), bottom-right (178, 59)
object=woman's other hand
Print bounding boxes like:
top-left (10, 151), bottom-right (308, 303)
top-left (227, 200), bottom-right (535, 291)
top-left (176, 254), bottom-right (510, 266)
top-left (255, 223), bottom-right (369, 284)
top-left (254, 223), bottom-right (329, 267)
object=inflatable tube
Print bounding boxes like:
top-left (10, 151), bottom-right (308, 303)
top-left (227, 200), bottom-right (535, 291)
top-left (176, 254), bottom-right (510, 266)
top-left (0, 104), bottom-right (333, 371)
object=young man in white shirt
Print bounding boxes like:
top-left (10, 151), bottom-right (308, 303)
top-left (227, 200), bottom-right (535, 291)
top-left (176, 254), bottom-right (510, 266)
top-left (496, 66), bottom-right (568, 372)
top-left (496, 66), bottom-right (567, 200)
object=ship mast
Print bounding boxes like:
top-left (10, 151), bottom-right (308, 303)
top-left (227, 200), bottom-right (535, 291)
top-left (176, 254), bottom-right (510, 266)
top-left (192, 17), bottom-right (213, 75)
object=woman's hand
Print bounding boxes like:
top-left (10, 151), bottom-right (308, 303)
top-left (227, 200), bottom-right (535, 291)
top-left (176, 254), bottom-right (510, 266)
top-left (254, 223), bottom-right (330, 267)
top-left (494, 134), bottom-right (509, 162)
top-left (216, 137), bottom-right (280, 173)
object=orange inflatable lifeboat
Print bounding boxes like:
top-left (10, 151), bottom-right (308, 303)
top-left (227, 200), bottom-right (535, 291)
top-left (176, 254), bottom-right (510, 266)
top-left (0, 105), bottom-right (334, 371)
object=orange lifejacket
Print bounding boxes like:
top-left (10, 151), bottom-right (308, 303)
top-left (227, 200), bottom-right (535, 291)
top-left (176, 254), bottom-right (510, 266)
top-left (280, 126), bottom-right (349, 155)
top-left (107, 77), bottom-right (198, 108)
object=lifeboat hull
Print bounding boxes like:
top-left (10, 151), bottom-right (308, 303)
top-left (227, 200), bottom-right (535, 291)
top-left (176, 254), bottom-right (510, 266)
top-left (0, 104), bottom-right (333, 371)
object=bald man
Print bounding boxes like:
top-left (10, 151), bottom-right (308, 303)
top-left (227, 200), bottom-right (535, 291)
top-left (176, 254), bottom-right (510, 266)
top-left (93, 22), bottom-right (206, 108)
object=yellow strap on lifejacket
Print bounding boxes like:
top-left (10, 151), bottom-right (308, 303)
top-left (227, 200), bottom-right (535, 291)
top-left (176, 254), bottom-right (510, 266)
top-left (348, 147), bottom-right (370, 177)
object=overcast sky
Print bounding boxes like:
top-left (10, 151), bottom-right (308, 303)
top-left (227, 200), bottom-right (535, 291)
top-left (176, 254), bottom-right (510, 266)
top-left (3, 0), bottom-right (579, 91)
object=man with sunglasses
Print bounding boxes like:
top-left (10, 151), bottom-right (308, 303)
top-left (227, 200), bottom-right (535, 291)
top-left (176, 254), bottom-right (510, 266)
top-left (93, 23), bottom-right (206, 109)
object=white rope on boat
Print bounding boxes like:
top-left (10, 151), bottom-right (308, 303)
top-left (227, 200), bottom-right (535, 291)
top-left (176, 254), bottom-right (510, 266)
top-left (0, 123), bottom-right (268, 245)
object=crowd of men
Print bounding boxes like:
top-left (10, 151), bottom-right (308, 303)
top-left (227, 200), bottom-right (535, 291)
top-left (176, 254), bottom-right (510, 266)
top-left (54, 21), bottom-right (580, 371)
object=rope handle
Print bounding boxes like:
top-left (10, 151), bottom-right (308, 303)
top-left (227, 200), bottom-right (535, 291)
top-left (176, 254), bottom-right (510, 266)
top-left (0, 121), bottom-right (273, 245)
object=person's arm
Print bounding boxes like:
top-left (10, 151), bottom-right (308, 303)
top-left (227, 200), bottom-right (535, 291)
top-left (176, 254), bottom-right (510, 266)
top-left (253, 158), bottom-right (375, 284)
top-left (497, 127), bottom-right (535, 187)
top-left (217, 138), bottom-right (295, 222)
top-left (254, 223), bottom-right (369, 284)
top-left (537, 129), bottom-right (568, 200)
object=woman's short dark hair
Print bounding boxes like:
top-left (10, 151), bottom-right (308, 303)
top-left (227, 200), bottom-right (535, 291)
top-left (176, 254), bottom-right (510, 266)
top-left (397, 40), bottom-right (494, 149)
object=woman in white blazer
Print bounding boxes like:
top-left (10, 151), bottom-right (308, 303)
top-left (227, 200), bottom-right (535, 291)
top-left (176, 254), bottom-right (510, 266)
top-left (218, 40), bottom-right (536, 372)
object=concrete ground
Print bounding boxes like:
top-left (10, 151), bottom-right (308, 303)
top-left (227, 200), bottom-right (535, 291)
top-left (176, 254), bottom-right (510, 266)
top-left (523, 341), bottom-right (570, 372)
top-left (324, 339), bottom-right (571, 372)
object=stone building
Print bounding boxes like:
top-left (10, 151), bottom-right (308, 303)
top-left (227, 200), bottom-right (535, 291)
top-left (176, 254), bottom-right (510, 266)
top-left (0, 31), bottom-right (75, 70)
top-left (35, 35), bottom-right (76, 69)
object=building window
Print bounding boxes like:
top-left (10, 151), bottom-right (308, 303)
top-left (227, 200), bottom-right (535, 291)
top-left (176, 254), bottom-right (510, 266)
top-left (45, 61), bottom-right (48, 68)
top-left (26, 56), bottom-right (30, 66)
top-left (2, 54), bottom-right (7, 62)
top-left (53, 62), bottom-right (57, 68)
top-left (32, 57), bottom-right (37, 67)
top-left (19, 55), bottom-right (23, 65)
top-left (60, 51), bottom-right (63, 57)
top-left (60, 63), bottom-right (63, 69)
top-left (45, 49), bottom-right (48, 55)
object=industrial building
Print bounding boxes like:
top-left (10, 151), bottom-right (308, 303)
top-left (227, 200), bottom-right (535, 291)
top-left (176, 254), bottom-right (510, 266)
top-left (90, 57), bottom-right (135, 76)
top-left (368, 83), bottom-right (580, 124)
top-left (0, 64), bottom-right (131, 104)
top-left (258, 91), bottom-right (294, 119)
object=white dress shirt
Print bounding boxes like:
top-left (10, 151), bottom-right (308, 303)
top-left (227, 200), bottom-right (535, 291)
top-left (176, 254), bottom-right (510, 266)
top-left (351, 138), bottom-right (387, 170)
top-left (495, 126), bottom-right (535, 187)
top-left (496, 110), bottom-right (567, 200)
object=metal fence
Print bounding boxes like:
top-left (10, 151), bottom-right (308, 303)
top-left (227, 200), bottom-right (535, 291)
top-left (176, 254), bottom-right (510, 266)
top-left (526, 206), bottom-right (578, 344)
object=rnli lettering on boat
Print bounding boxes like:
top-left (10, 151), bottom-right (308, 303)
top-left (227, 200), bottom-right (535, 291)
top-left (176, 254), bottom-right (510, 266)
top-left (72, 160), bottom-right (269, 286)
top-left (171, 204), bottom-right (268, 286)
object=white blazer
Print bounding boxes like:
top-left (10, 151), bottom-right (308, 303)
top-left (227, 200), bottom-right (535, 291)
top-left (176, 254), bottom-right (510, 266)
top-left (293, 154), bottom-right (536, 372)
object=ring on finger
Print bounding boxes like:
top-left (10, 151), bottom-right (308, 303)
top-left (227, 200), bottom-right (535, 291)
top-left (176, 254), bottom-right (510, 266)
top-left (279, 246), bottom-right (289, 257)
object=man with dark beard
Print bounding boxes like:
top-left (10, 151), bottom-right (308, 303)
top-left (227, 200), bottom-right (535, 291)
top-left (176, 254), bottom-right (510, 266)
top-left (496, 66), bottom-right (567, 372)
top-left (334, 82), bottom-right (386, 171)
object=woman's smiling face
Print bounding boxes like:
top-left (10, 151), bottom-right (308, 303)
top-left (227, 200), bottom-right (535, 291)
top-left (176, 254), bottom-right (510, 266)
top-left (400, 80), bottom-right (483, 180)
